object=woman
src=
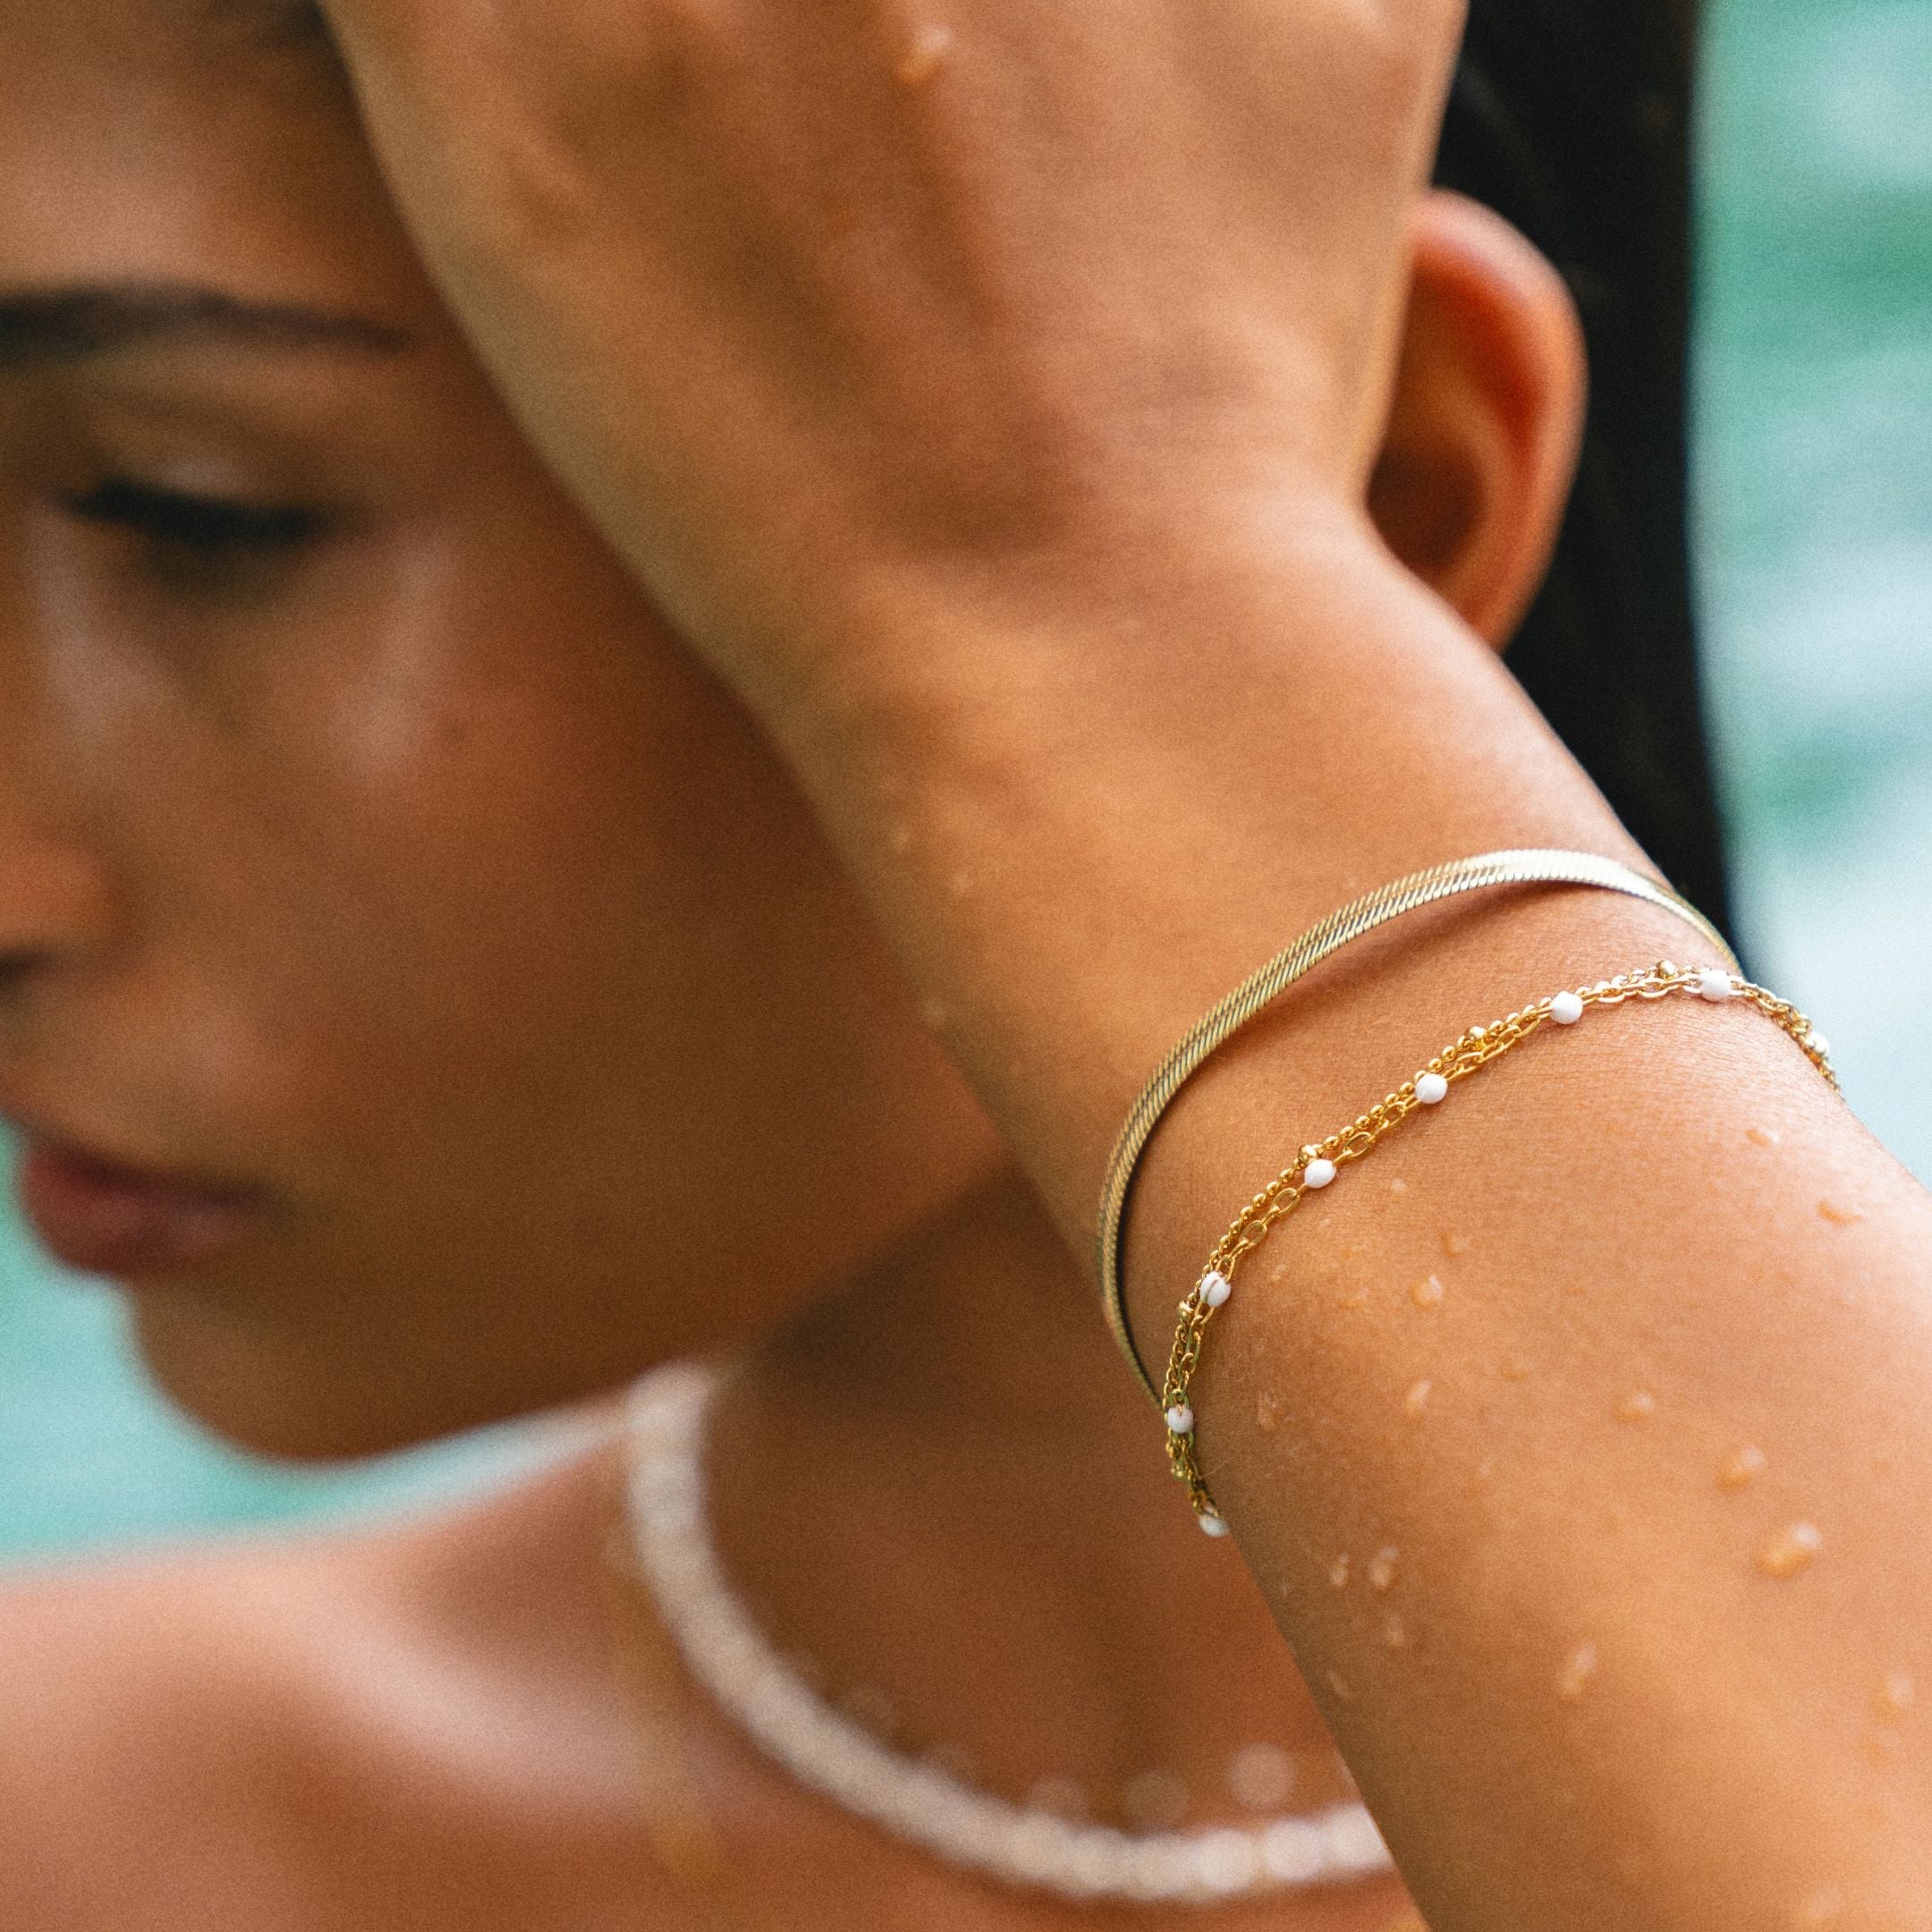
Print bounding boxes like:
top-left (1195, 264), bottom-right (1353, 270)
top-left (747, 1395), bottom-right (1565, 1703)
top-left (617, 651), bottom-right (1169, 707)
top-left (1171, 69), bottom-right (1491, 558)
top-left (0, 1), bottom-right (1924, 1927)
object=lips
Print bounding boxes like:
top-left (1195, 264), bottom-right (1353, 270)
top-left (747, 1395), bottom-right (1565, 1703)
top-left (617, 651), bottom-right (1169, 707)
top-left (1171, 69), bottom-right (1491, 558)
top-left (12, 1136), bottom-right (266, 1279)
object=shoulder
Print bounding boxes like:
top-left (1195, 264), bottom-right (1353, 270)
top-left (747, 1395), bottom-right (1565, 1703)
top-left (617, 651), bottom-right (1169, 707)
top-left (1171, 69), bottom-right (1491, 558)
top-left (0, 1530), bottom-right (338, 1925)
top-left (0, 1407), bottom-right (657, 1930)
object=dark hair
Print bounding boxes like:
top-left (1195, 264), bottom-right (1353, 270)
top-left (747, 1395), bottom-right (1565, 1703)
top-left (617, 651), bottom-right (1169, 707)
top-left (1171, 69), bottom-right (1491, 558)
top-left (1433, 2), bottom-right (1739, 956)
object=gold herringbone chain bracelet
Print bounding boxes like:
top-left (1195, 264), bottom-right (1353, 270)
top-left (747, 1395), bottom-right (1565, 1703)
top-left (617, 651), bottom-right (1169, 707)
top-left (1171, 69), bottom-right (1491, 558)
top-left (1161, 960), bottom-right (1840, 1529)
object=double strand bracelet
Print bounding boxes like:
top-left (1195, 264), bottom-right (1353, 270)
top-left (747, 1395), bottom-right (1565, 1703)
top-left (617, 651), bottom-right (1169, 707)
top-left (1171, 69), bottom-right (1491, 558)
top-left (1096, 850), bottom-right (1743, 1402)
top-left (1161, 960), bottom-right (1840, 1530)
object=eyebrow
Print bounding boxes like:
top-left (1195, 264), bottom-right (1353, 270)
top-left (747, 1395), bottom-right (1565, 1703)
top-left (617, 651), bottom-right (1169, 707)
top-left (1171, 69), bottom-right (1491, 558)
top-left (0, 284), bottom-right (417, 371)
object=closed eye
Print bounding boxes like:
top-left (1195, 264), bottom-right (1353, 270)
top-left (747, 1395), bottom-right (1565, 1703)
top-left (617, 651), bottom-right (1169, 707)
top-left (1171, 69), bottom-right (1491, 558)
top-left (60, 476), bottom-right (326, 554)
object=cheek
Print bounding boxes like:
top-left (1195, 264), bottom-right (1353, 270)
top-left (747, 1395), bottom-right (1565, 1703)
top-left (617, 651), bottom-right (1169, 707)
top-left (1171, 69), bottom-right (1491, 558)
top-left (91, 509), bottom-right (996, 1452)
top-left (111, 603), bottom-right (821, 1447)
top-left (260, 577), bottom-right (852, 1286)
top-left (276, 559), bottom-right (782, 1167)
top-left (62, 502), bottom-right (791, 1223)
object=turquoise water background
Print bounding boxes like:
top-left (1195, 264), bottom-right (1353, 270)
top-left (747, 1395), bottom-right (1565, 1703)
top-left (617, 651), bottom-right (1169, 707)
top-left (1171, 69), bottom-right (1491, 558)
top-left (4, 0), bottom-right (1930, 1562)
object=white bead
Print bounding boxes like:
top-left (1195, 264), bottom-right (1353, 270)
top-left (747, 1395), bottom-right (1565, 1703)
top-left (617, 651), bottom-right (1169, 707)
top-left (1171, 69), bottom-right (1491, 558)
top-left (1062, 1831), bottom-right (1126, 1897)
top-left (1415, 1072), bottom-right (1449, 1106)
top-left (1165, 1404), bottom-right (1195, 1436)
top-left (1199, 1513), bottom-right (1232, 1538)
top-left (1006, 1815), bottom-right (1073, 1884)
top-left (1698, 968), bottom-right (1734, 1003)
top-left (1199, 1270), bottom-right (1232, 1309)
top-left (1323, 1805), bottom-right (1394, 1874)
top-left (1195, 1828), bottom-right (1261, 1894)
top-left (1302, 1157), bottom-right (1337, 1190)
top-left (1128, 1837), bottom-right (1196, 1899)
top-left (1809, 1031), bottom-right (1831, 1060)
top-left (1551, 990), bottom-right (1585, 1025)
top-left (1258, 1818), bottom-right (1323, 1882)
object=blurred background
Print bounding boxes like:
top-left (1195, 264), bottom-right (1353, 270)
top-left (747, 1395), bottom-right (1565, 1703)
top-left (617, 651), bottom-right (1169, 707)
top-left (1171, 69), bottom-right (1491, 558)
top-left (3, 0), bottom-right (1929, 1563)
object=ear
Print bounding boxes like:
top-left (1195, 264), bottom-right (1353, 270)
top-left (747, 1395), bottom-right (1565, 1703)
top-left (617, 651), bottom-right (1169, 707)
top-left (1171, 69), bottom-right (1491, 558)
top-left (1366, 190), bottom-right (1588, 651)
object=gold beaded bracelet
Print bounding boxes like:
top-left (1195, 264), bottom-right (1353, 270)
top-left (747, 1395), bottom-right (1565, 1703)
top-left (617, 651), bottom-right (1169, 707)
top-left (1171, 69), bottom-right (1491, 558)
top-left (1161, 960), bottom-right (1841, 1532)
top-left (1097, 851), bottom-right (1743, 1403)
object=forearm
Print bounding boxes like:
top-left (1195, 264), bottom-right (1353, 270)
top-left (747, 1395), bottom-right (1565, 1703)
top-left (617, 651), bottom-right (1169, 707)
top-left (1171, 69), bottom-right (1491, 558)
top-left (308, 0), bottom-right (1929, 1903)
top-left (773, 503), bottom-right (1932, 1926)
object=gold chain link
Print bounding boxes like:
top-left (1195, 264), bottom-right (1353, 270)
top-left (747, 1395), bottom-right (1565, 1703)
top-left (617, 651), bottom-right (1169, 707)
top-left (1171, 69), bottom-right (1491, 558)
top-left (1160, 962), bottom-right (1839, 1523)
top-left (1097, 851), bottom-right (1747, 1402)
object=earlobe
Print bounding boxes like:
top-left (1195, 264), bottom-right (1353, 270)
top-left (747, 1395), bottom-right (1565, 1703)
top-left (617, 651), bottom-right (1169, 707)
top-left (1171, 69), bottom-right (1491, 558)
top-left (1367, 190), bottom-right (1588, 651)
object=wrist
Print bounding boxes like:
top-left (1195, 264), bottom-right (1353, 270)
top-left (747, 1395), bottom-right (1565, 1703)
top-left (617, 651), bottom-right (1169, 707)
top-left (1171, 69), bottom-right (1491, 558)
top-left (777, 482), bottom-right (1385, 760)
top-left (749, 490), bottom-right (1641, 1275)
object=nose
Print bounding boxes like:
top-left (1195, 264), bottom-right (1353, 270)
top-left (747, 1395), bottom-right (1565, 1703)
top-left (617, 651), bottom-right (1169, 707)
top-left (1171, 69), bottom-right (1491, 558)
top-left (0, 829), bottom-right (106, 997)
top-left (0, 565), bottom-right (113, 996)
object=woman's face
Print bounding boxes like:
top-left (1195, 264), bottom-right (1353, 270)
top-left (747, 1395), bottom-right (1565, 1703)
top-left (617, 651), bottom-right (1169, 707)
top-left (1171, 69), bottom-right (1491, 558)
top-left (0, 0), bottom-right (1000, 1457)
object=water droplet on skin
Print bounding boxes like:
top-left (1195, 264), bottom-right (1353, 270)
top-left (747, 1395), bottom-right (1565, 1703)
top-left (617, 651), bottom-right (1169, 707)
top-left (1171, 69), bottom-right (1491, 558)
top-left (1863, 1726), bottom-right (1903, 1767)
top-left (1441, 1230), bottom-right (1470, 1257)
top-left (1719, 1445), bottom-right (1767, 1492)
top-left (1501, 1357), bottom-right (1533, 1383)
top-left (1368, 1546), bottom-right (1401, 1592)
top-left (1404, 1378), bottom-right (1434, 1417)
top-left (1747, 1124), bottom-right (1782, 1148)
top-left (1558, 1641), bottom-right (1600, 1702)
top-left (1818, 1199), bottom-right (1863, 1226)
top-left (1616, 1391), bottom-right (1657, 1423)
top-left (1389, 1177), bottom-right (1409, 1196)
top-left (1411, 1274), bottom-right (1445, 1309)
top-left (1382, 1612), bottom-right (1409, 1649)
top-left (1329, 1552), bottom-right (1352, 1589)
top-left (893, 21), bottom-right (955, 84)
top-left (1256, 1390), bottom-right (1283, 1433)
top-left (1876, 1669), bottom-right (1916, 1719)
top-left (1267, 1259), bottom-right (1289, 1284)
top-left (1759, 1521), bottom-right (1824, 1580)
top-left (1227, 1741), bottom-right (1295, 1809)
top-left (1792, 1890), bottom-right (1846, 1928)
top-left (1326, 1669), bottom-right (1352, 1702)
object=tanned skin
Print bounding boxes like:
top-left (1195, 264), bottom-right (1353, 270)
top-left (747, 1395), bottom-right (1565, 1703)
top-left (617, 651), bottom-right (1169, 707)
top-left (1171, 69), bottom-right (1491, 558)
top-left (4, 1), bottom-right (1922, 1927)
